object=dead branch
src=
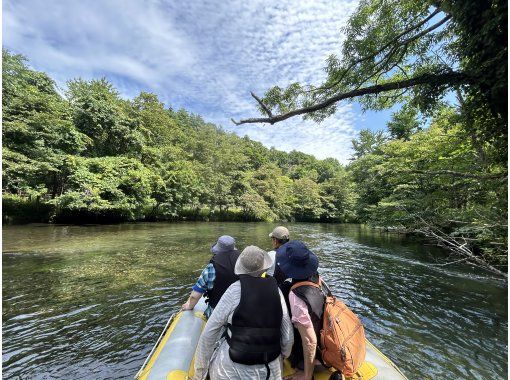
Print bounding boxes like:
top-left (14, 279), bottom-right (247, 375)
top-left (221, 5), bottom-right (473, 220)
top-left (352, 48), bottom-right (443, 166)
top-left (250, 92), bottom-right (273, 117)
top-left (415, 226), bottom-right (507, 277)
top-left (429, 257), bottom-right (470, 266)
top-left (406, 210), bottom-right (508, 277)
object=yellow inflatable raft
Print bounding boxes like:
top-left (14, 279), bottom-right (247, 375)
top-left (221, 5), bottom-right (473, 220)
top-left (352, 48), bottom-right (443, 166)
top-left (135, 299), bottom-right (408, 380)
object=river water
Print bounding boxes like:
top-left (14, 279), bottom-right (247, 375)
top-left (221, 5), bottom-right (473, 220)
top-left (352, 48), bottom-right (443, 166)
top-left (2, 222), bottom-right (507, 379)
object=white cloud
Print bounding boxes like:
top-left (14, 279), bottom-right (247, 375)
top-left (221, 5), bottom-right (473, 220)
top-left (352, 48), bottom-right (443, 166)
top-left (4, 0), bottom-right (360, 163)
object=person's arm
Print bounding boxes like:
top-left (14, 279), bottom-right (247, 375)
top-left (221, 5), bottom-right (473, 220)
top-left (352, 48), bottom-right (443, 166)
top-left (193, 282), bottom-right (239, 380)
top-left (296, 323), bottom-right (317, 380)
top-left (181, 290), bottom-right (203, 310)
top-left (182, 264), bottom-right (215, 310)
top-left (279, 289), bottom-right (294, 358)
top-left (284, 291), bottom-right (316, 380)
top-left (284, 324), bottom-right (316, 380)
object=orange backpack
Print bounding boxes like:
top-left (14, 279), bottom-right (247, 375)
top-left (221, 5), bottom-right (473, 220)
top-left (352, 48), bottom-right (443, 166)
top-left (291, 280), bottom-right (366, 377)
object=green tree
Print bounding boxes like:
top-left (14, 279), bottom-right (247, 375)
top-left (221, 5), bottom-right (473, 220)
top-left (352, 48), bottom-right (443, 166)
top-left (51, 156), bottom-right (155, 222)
top-left (348, 107), bottom-right (507, 273)
top-left (233, 0), bottom-right (507, 163)
top-left (320, 170), bottom-right (358, 222)
top-left (351, 129), bottom-right (387, 159)
top-left (248, 164), bottom-right (294, 220)
top-left (67, 78), bottom-right (144, 157)
top-left (132, 92), bottom-right (184, 147)
top-left (2, 50), bottom-right (90, 199)
top-left (292, 178), bottom-right (324, 221)
top-left (387, 106), bottom-right (422, 140)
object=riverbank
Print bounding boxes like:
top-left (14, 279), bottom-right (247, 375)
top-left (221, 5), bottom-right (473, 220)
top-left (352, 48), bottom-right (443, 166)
top-left (5, 198), bottom-right (507, 277)
top-left (2, 195), bottom-right (347, 224)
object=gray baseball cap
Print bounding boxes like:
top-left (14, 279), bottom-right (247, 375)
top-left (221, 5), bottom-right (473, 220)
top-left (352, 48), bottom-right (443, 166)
top-left (269, 226), bottom-right (290, 240)
top-left (234, 246), bottom-right (273, 276)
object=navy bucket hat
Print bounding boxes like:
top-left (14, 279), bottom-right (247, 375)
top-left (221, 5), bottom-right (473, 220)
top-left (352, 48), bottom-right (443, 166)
top-left (277, 240), bottom-right (319, 279)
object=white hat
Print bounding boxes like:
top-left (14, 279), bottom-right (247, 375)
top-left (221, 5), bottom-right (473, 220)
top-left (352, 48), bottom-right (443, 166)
top-left (269, 226), bottom-right (290, 240)
top-left (234, 246), bottom-right (273, 276)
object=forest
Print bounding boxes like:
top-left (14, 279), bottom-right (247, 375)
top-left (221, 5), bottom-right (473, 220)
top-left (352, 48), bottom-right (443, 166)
top-left (2, 0), bottom-right (507, 274)
top-left (3, 50), bottom-right (358, 225)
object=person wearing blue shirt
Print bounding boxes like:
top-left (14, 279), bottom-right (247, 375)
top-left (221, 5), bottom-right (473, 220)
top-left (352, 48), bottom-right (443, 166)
top-left (182, 235), bottom-right (240, 318)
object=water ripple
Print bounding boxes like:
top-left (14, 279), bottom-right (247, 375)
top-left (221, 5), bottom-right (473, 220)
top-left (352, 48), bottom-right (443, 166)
top-left (2, 222), bottom-right (507, 379)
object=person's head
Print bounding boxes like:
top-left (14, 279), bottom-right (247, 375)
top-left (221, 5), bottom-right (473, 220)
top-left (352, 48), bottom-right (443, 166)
top-left (269, 226), bottom-right (290, 249)
top-left (276, 240), bottom-right (318, 280)
top-left (234, 246), bottom-right (273, 277)
top-left (211, 235), bottom-right (236, 254)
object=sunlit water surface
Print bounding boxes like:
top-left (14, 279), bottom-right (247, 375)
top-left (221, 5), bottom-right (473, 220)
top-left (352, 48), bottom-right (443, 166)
top-left (2, 222), bottom-right (507, 379)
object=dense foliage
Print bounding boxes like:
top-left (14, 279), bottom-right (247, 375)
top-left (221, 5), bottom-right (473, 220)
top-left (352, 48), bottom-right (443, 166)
top-left (231, 0), bottom-right (507, 274)
top-left (2, 50), bottom-right (356, 224)
top-left (2, 46), bottom-right (506, 272)
top-left (237, 0), bottom-right (506, 132)
top-left (349, 109), bottom-right (507, 273)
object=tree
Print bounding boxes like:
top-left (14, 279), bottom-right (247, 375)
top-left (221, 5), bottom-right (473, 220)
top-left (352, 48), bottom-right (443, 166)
top-left (351, 129), bottom-right (387, 159)
top-left (51, 156), bottom-right (155, 222)
top-left (67, 78), bottom-right (144, 157)
top-left (132, 92), bottom-right (184, 147)
top-left (2, 50), bottom-right (90, 199)
top-left (292, 178), bottom-right (324, 221)
top-left (387, 106), bottom-right (421, 140)
top-left (248, 164), bottom-right (294, 220)
top-left (4, 50), bottom-right (355, 225)
top-left (320, 170), bottom-right (358, 222)
top-left (348, 107), bottom-right (507, 275)
top-left (239, 190), bottom-right (276, 221)
top-left (232, 0), bottom-right (507, 159)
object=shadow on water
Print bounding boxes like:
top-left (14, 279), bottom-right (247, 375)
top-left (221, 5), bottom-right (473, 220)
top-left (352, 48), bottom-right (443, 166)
top-left (2, 222), bottom-right (507, 379)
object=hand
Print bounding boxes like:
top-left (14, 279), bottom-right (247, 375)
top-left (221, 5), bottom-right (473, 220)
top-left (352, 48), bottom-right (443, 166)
top-left (181, 301), bottom-right (193, 311)
top-left (283, 370), bottom-right (312, 380)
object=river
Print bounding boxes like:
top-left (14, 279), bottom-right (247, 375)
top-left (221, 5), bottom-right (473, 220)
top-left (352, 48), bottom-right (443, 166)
top-left (2, 222), bottom-right (507, 379)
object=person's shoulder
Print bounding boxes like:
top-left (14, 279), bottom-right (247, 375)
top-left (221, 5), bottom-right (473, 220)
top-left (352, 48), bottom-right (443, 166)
top-left (201, 262), bottom-right (215, 275)
top-left (218, 281), bottom-right (241, 307)
top-left (225, 279), bottom-right (241, 293)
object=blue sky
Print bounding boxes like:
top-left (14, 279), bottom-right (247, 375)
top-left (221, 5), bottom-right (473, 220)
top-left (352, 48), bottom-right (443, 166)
top-left (4, 0), bottom-right (397, 164)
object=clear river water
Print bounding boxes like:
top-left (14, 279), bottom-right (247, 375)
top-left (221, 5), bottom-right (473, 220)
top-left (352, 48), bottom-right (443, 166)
top-left (2, 222), bottom-right (507, 379)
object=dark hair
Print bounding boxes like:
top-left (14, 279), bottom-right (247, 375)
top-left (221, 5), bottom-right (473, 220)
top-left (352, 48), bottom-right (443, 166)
top-left (274, 238), bottom-right (289, 245)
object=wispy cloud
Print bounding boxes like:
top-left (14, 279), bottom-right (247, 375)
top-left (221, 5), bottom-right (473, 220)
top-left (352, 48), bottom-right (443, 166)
top-left (4, 0), bottom-right (360, 163)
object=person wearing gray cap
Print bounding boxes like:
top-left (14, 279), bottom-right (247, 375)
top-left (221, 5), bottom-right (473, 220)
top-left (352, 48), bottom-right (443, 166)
top-left (267, 226), bottom-right (290, 276)
top-left (182, 235), bottom-right (240, 318)
top-left (193, 246), bottom-right (294, 380)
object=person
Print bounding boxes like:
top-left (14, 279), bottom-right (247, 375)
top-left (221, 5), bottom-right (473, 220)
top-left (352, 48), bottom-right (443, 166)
top-left (182, 235), bottom-right (240, 318)
top-left (266, 226), bottom-right (290, 276)
top-left (275, 240), bottom-right (323, 380)
top-left (193, 246), bottom-right (294, 380)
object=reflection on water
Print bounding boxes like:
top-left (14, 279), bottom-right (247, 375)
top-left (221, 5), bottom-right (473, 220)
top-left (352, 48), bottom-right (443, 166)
top-left (2, 222), bottom-right (508, 379)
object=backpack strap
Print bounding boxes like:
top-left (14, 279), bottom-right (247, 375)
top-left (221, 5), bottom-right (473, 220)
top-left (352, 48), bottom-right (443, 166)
top-left (290, 277), bottom-right (322, 292)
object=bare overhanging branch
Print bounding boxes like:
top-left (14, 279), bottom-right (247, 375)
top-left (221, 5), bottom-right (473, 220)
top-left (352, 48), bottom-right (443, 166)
top-left (400, 206), bottom-right (508, 277)
top-left (250, 92), bottom-right (273, 117)
top-left (415, 226), bottom-right (507, 277)
top-left (232, 71), bottom-right (468, 125)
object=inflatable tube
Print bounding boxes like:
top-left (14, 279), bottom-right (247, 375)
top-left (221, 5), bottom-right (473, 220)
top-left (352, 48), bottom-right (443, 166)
top-left (135, 298), bottom-right (408, 380)
top-left (135, 299), bottom-right (207, 380)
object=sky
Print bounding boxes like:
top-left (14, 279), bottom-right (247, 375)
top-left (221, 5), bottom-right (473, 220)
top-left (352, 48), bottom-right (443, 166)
top-left (3, 0), bottom-right (396, 164)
